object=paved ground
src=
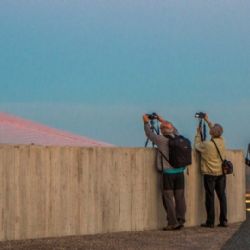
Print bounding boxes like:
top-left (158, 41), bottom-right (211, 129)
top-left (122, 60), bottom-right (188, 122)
top-left (222, 212), bottom-right (250, 250)
top-left (0, 220), bottom-right (245, 250)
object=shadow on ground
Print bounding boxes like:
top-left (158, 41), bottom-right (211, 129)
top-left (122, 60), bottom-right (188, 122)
top-left (221, 212), bottom-right (250, 250)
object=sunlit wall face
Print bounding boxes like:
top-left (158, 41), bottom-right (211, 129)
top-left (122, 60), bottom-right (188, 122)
top-left (0, 0), bottom-right (249, 147)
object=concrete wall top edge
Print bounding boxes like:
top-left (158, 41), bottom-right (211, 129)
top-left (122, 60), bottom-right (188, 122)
top-left (0, 144), bottom-right (244, 153)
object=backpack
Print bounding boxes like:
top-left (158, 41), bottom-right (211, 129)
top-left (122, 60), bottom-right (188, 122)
top-left (167, 135), bottom-right (192, 168)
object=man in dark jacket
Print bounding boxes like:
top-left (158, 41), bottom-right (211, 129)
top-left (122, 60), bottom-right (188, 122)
top-left (143, 114), bottom-right (186, 230)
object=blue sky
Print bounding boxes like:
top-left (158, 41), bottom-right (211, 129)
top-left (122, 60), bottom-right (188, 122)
top-left (0, 0), bottom-right (249, 149)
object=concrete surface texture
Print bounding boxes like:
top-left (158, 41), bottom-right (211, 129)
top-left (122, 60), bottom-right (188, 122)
top-left (0, 146), bottom-right (246, 241)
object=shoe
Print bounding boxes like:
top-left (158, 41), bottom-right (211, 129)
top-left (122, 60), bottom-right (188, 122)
top-left (163, 224), bottom-right (182, 231)
top-left (217, 222), bottom-right (228, 227)
top-left (177, 219), bottom-right (185, 228)
top-left (200, 223), bottom-right (214, 228)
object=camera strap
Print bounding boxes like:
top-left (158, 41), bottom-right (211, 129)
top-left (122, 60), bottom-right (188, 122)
top-left (199, 119), bottom-right (207, 141)
top-left (211, 139), bottom-right (224, 162)
top-left (145, 119), bottom-right (160, 148)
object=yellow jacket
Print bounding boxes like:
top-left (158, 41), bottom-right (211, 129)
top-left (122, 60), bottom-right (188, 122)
top-left (194, 132), bottom-right (225, 176)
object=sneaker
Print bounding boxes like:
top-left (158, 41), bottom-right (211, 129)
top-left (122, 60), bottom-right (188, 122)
top-left (163, 224), bottom-right (182, 231)
top-left (217, 222), bottom-right (228, 227)
top-left (177, 219), bottom-right (185, 228)
top-left (200, 223), bottom-right (214, 228)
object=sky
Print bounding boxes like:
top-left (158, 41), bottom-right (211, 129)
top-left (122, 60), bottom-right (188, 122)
top-left (0, 0), bottom-right (249, 150)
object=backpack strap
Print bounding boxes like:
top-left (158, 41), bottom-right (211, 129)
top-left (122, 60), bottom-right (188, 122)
top-left (157, 148), bottom-right (170, 164)
top-left (211, 139), bottom-right (224, 162)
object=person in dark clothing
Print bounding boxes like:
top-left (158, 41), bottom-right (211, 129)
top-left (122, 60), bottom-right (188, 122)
top-left (143, 114), bottom-right (186, 230)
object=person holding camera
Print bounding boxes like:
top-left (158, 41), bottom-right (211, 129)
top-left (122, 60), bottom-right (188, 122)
top-left (143, 114), bottom-right (186, 231)
top-left (194, 114), bottom-right (228, 228)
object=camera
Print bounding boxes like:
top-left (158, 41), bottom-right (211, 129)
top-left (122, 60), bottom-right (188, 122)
top-left (195, 112), bottom-right (206, 119)
top-left (146, 112), bottom-right (158, 120)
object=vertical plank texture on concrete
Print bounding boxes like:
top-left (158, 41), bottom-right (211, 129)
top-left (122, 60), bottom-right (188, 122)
top-left (0, 145), bottom-right (246, 241)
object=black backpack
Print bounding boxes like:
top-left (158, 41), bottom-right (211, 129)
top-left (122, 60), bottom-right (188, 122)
top-left (167, 135), bottom-right (192, 168)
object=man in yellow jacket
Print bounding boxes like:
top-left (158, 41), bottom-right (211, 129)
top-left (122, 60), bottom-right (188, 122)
top-left (194, 114), bottom-right (228, 228)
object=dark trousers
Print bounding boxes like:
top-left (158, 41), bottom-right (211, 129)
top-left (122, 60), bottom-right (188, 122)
top-left (162, 173), bottom-right (186, 226)
top-left (203, 174), bottom-right (227, 225)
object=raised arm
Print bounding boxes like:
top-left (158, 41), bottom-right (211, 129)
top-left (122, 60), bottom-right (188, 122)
top-left (204, 114), bottom-right (214, 129)
top-left (143, 114), bottom-right (169, 146)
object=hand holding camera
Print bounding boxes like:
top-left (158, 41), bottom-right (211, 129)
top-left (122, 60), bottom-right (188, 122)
top-left (143, 112), bottom-right (159, 123)
top-left (195, 112), bottom-right (210, 123)
top-left (195, 112), bottom-right (206, 119)
top-left (195, 111), bottom-right (207, 141)
top-left (146, 112), bottom-right (158, 120)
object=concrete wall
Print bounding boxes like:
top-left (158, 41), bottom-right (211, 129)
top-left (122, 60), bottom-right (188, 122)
top-left (0, 145), bottom-right (246, 241)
